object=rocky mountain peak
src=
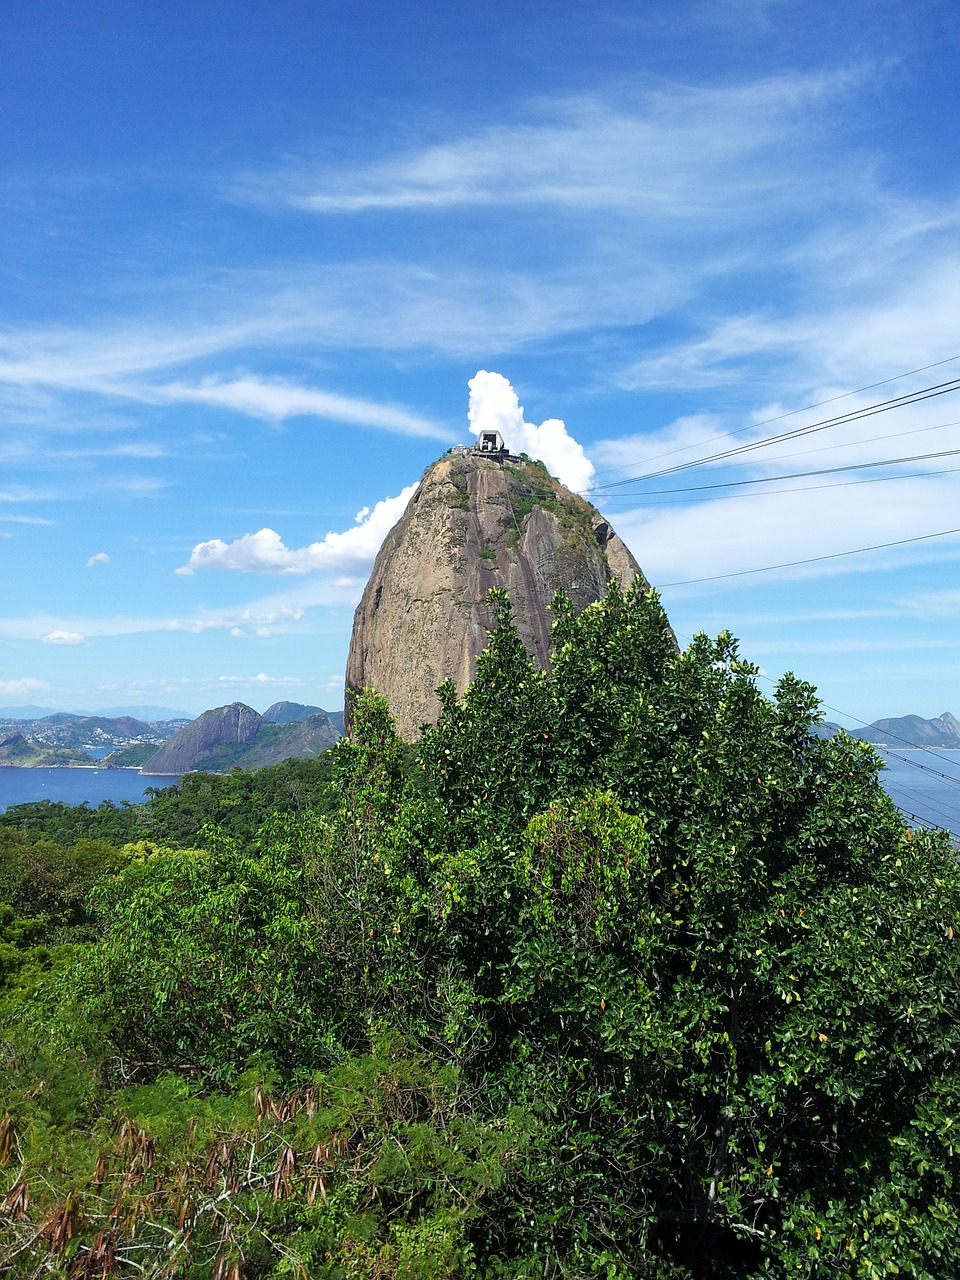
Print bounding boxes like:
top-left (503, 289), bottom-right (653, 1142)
top-left (142, 702), bottom-right (263, 774)
top-left (346, 449), bottom-right (668, 739)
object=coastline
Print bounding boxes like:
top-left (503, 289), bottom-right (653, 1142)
top-left (0, 762), bottom-right (144, 771)
top-left (0, 761), bottom-right (216, 777)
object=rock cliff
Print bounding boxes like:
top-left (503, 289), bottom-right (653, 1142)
top-left (141, 702), bottom-right (341, 774)
top-left (346, 450), bottom-right (667, 739)
top-left (142, 703), bottom-right (264, 774)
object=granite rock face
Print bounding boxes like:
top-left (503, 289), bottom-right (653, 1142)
top-left (346, 451), bottom-right (665, 739)
top-left (142, 702), bottom-right (263, 774)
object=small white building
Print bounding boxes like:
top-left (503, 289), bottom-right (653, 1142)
top-left (464, 430), bottom-right (520, 461)
top-left (475, 430), bottom-right (507, 456)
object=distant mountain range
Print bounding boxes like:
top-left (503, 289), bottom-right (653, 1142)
top-left (141, 702), bottom-right (341, 773)
top-left (0, 700), bottom-right (343, 772)
top-left (816, 713), bottom-right (960, 748)
top-left (853, 712), bottom-right (960, 749)
top-left (0, 704), bottom-right (194, 720)
top-left (1, 700), bottom-right (955, 775)
top-left (0, 711), bottom-right (188, 765)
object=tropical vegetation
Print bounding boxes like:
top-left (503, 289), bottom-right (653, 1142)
top-left (0, 583), bottom-right (957, 1278)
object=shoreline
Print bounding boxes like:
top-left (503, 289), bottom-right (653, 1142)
top-left (0, 763), bottom-right (183, 775)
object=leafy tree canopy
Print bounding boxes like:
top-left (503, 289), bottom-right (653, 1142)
top-left (1, 582), bottom-right (958, 1278)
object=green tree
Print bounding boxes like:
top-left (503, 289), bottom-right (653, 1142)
top-left (409, 583), bottom-right (960, 1275)
top-left (2, 582), bottom-right (958, 1278)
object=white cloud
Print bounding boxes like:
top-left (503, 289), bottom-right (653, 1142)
top-left (165, 619), bottom-right (222, 634)
top-left (0, 485), bottom-right (59, 504)
top-left (152, 376), bottom-right (451, 440)
top-left (42, 630), bottom-right (85, 646)
top-left (253, 76), bottom-right (858, 218)
top-left (229, 627), bottom-right (245, 638)
top-left (177, 484), bottom-right (417, 576)
top-left (217, 673), bottom-right (302, 687)
top-left (893, 589), bottom-right (960, 621)
top-left (591, 414), bottom-right (729, 477)
top-left (0, 677), bottom-right (48, 696)
top-left (467, 371), bottom-right (595, 492)
top-left (612, 474), bottom-right (960, 592)
top-left (0, 590), bottom-right (329, 644)
top-left (617, 255), bottom-right (960, 395)
top-left (240, 604), bottom-right (304, 624)
top-left (86, 552), bottom-right (110, 567)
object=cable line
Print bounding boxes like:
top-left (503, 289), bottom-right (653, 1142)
top-left (811, 698), bottom-right (960, 776)
top-left (599, 465), bottom-right (960, 507)
top-left (590, 376), bottom-right (960, 492)
top-left (655, 524), bottom-right (960, 588)
top-left (878, 750), bottom-right (960, 792)
top-left (589, 351), bottom-right (960, 483)
top-left (600, 446), bottom-right (960, 498)
top-left (743, 415), bottom-right (960, 466)
top-left (670, 623), bottom-right (960, 778)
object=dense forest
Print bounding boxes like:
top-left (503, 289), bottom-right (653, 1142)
top-left (1, 583), bottom-right (958, 1278)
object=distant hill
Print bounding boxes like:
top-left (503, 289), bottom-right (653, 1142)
top-left (262, 701), bottom-right (326, 724)
top-left (0, 711), bottom-right (185, 759)
top-left (141, 702), bottom-right (341, 774)
top-left (102, 744), bottom-right (164, 769)
top-left (854, 712), bottom-right (960, 749)
top-left (0, 731), bottom-right (91, 767)
top-left (94, 704), bottom-right (195, 720)
top-left (812, 722), bottom-right (842, 739)
top-left (0, 705), bottom-right (57, 719)
top-left (263, 701), bottom-right (345, 734)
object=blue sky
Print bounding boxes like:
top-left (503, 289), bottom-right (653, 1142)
top-left (2, 0), bottom-right (959, 723)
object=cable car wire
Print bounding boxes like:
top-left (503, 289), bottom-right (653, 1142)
top-left (655, 524), bottom-right (960, 588)
top-left (590, 376), bottom-right (960, 492)
top-left (599, 445), bottom-right (960, 499)
top-left (588, 351), bottom-right (960, 484)
top-left (598, 465), bottom-right (960, 507)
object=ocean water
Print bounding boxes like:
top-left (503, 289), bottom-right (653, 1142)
top-left (877, 750), bottom-right (960, 838)
top-left (1, 754), bottom-right (958, 838)
top-left (0, 766), bottom-right (181, 813)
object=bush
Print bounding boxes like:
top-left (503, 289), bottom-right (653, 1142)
top-left (1, 582), bottom-right (958, 1277)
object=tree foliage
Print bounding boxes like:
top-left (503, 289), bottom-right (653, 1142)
top-left (1, 581), bottom-right (958, 1277)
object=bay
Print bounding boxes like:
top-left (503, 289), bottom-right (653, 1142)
top-left (0, 754), bottom-right (957, 839)
top-left (0, 766), bottom-right (181, 813)
top-left (877, 750), bottom-right (960, 838)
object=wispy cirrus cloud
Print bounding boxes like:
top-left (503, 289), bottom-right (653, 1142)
top-left (238, 75), bottom-right (863, 218)
top-left (616, 255), bottom-right (960, 394)
top-left (610, 472), bottom-right (960, 593)
top-left (152, 378), bottom-right (450, 439)
top-left (0, 323), bottom-right (452, 440)
top-left (0, 590), bottom-right (343, 644)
